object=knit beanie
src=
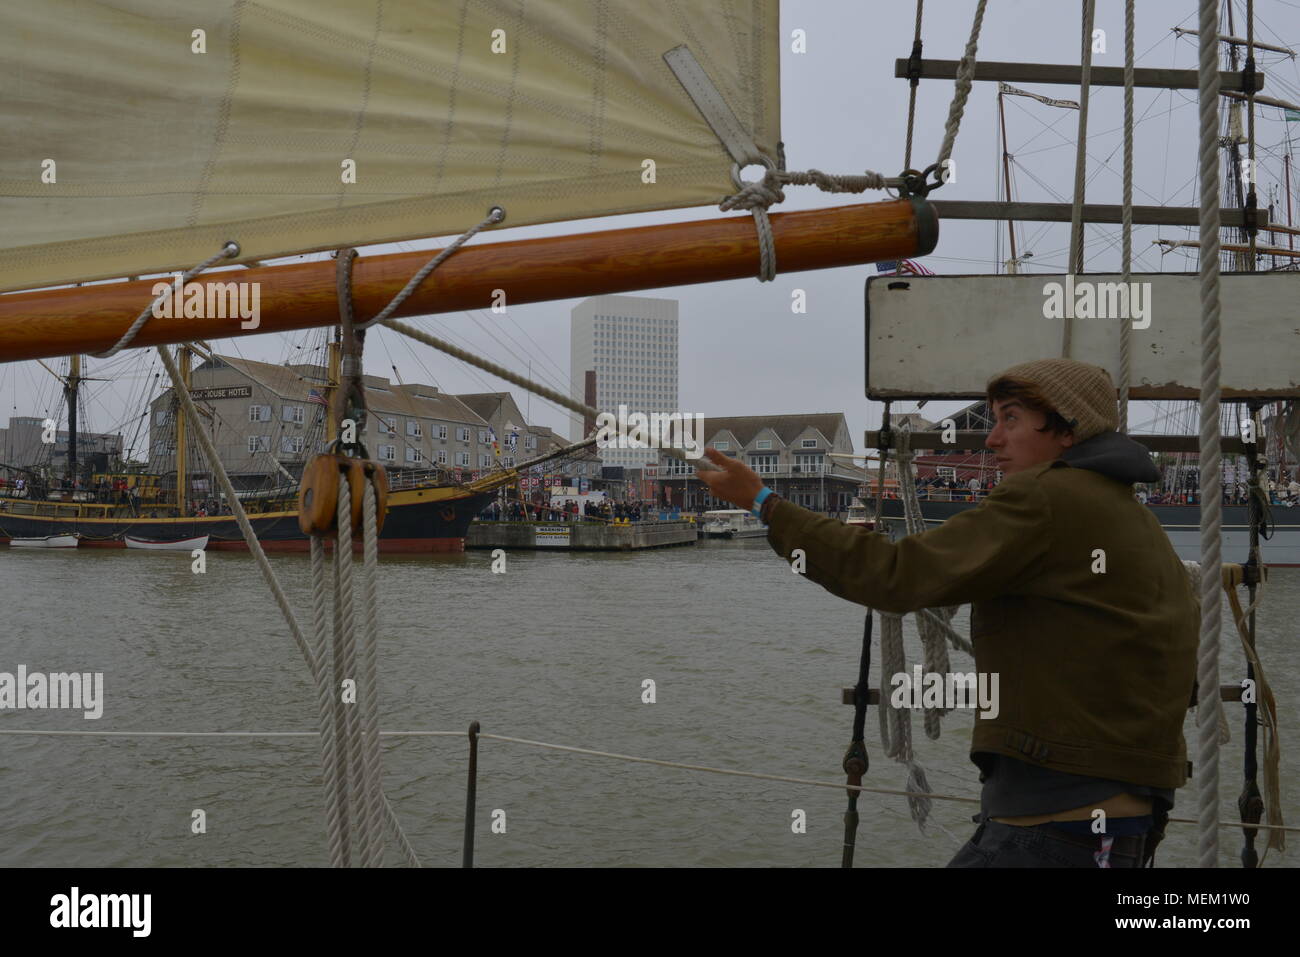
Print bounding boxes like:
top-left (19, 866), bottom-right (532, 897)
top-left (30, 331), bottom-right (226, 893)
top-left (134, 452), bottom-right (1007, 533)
top-left (989, 359), bottom-right (1118, 443)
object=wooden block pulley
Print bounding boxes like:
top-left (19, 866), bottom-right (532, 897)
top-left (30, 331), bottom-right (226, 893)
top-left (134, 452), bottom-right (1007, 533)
top-left (298, 453), bottom-right (389, 537)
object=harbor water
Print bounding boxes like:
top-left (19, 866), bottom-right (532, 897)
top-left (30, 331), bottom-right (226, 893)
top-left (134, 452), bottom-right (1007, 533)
top-left (1, 540), bottom-right (1296, 867)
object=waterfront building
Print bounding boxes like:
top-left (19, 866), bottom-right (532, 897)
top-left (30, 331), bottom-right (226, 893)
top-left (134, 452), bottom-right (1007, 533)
top-left (655, 412), bottom-right (869, 513)
top-left (570, 294), bottom-right (679, 469)
top-left (0, 417), bottom-right (123, 478)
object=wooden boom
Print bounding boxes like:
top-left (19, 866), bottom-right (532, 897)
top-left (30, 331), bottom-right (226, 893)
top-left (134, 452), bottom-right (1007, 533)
top-left (0, 198), bottom-right (937, 363)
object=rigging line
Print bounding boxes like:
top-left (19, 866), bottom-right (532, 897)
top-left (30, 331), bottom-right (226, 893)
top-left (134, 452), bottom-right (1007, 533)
top-left (459, 308), bottom-right (571, 399)
top-left (1014, 94), bottom-right (1179, 161)
top-left (492, 309), bottom-right (572, 395)
top-left (1005, 96), bottom-right (1178, 208)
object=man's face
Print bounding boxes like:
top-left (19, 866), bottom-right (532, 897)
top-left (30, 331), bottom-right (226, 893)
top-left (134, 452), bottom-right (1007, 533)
top-left (986, 399), bottom-right (1075, 475)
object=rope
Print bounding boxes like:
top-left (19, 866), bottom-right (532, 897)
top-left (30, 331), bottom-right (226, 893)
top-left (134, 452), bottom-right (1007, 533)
top-left (155, 346), bottom-right (317, 675)
top-left (380, 317), bottom-right (599, 422)
top-left (1195, 0), bottom-right (1225, 869)
top-left (356, 208), bottom-right (504, 329)
top-left (935, 0), bottom-right (989, 173)
top-left (1064, 0), bottom-right (1097, 358)
top-left (334, 472), bottom-right (369, 863)
top-left (6, 726), bottom-right (1296, 836)
top-left (311, 536), bottom-right (350, 868)
top-left (1222, 565), bottom-right (1285, 857)
top-left (719, 167), bottom-right (898, 281)
top-left (717, 0), bottom-right (986, 282)
top-left (1119, 0), bottom-right (1135, 432)
top-left (876, 428), bottom-right (934, 828)
top-left (357, 480), bottom-right (386, 867)
top-left (903, 0), bottom-right (925, 170)
top-left (93, 244), bottom-right (240, 358)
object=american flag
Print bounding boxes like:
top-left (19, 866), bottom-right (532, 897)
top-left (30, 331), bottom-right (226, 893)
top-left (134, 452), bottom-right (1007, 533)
top-left (307, 388), bottom-right (328, 406)
top-left (876, 258), bottom-right (935, 276)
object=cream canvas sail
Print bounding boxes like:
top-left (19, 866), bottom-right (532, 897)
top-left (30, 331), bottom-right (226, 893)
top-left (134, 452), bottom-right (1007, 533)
top-left (0, 0), bottom-right (780, 293)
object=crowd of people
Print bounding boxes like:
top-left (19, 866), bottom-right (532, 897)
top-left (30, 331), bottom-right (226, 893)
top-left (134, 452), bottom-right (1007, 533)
top-left (483, 498), bottom-right (661, 523)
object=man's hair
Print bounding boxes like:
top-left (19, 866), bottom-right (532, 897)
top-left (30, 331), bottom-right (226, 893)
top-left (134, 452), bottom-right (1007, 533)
top-left (986, 376), bottom-right (1076, 438)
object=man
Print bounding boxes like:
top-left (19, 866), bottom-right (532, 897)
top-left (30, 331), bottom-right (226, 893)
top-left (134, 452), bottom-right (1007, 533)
top-left (698, 359), bottom-right (1197, 868)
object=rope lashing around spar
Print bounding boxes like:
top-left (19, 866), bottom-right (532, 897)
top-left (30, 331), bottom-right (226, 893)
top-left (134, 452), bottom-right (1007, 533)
top-left (718, 0), bottom-right (989, 282)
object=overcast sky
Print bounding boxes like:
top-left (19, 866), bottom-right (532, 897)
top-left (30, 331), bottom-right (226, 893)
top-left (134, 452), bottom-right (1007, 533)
top-left (6, 0), bottom-right (1300, 456)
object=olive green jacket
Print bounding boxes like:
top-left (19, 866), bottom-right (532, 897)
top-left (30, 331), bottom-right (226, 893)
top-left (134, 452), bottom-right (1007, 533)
top-left (765, 454), bottom-right (1198, 788)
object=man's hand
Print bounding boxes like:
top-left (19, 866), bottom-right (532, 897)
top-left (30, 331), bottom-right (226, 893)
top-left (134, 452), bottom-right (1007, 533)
top-left (697, 446), bottom-right (764, 510)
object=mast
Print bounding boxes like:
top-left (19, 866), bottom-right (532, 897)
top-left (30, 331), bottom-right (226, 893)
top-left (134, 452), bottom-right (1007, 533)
top-left (325, 333), bottom-right (341, 442)
top-left (998, 90), bottom-right (1018, 268)
top-left (175, 344), bottom-right (191, 516)
top-left (63, 354), bottom-right (80, 488)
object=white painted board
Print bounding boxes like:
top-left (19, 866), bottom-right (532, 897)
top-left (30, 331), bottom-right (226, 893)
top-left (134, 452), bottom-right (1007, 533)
top-left (865, 273), bottom-right (1300, 399)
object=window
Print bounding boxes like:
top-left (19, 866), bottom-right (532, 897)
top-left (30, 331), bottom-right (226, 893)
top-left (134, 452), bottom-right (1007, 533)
top-left (281, 436), bottom-right (304, 454)
top-left (436, 449), bottom-right (447, 464)
top-left (525, 435), bottom-right (537, 450)
top-left (502, 456), bottom-right (515, 467)
top-left (380, 417), bottom-right (396, 435)
top-left (436, 424), bottom-right (447, 439)
top-left (282, 405), bottom-right (304, 424)
top-left (379, 445), bottom-right (396, 461)
top-left (406, 447), bottom-right (423, 463)
top-left (479, 430), bottom-right (489, 444)
top-left (455, 452), bottom-right (470, 466)
top-left (756, 439), bottom-right (771, 450)
top-left (408, 420), bottom-right (423, 438)
top-left (249, 404), bottom-right (271, 423)
top-left (801, 439), bottom-right (818, 448)
top-left (749, 454), bottom-right (778, 474)
top-left (457, 427), bottom-right (471, 442)
top-left (479, 454), bottom-right (493, 468)
top-left (715, 441), bottom-right (729, 450)
top-left (248, 435), bottom-right (269, 453)
top-left (794, 453), bottom-right (824, 474)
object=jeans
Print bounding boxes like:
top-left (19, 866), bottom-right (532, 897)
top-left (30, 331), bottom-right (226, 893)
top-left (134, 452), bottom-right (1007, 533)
top-left (946, 816), bottom-right (1147, 868)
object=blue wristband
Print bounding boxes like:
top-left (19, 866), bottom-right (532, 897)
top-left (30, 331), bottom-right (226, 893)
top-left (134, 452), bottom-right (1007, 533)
top-left (751, 486), bottom-right (773, 518)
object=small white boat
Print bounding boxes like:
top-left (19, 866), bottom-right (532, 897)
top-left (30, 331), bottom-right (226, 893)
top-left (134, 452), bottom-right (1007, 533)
top-left (845, 500), bottom-right (876, 529)
top-left (9, 534), bottom-right (79, 548)
top-left (125, 534), bottom-right (209, 551)
top-left (703, 509), bottom-right (766, 539)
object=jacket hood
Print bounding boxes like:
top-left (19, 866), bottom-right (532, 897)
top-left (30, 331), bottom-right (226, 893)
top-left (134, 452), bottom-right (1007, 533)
top-left (1058, 430), bottom-right (1160, 484)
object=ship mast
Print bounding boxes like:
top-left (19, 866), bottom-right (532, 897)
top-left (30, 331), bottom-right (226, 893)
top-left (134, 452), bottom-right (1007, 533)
top-left (175, 345), bottom-right (191, 516)
top-left (63, 354), bottom-right (80, 488)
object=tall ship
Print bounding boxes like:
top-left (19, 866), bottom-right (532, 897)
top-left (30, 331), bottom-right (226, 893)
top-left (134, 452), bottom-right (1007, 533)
top-left (0, 343), bottom-right (592, 552)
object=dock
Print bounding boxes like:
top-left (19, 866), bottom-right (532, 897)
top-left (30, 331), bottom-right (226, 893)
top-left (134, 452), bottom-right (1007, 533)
top-left (466, 520), bottom-right (698, 550)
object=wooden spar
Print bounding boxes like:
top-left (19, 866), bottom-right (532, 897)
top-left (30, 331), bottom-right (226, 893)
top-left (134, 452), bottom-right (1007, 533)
top-left (0, 199), bottom-right (937, 364)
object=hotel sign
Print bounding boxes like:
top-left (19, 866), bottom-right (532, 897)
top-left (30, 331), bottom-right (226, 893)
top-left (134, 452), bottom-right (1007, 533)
top-left (189, 386), bottom-right (252, 401)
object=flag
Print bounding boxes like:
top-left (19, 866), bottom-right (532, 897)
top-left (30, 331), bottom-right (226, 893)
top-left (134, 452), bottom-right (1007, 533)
top-left (306, 388), bottom-right (328, 406)
top-left (876, 259), bottom-right (934, 276)
top-left (488, 427), bottom-right (499, 457)
top-left (1286, 108), bottom-right (1300, 123)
